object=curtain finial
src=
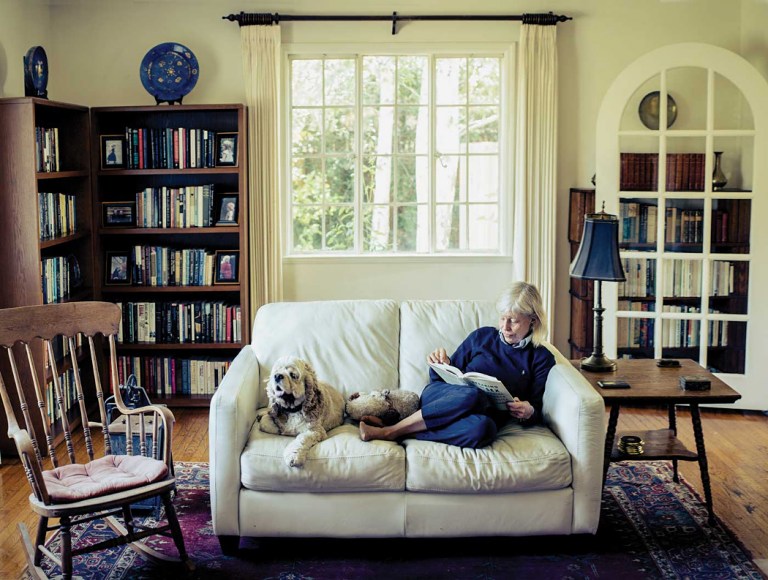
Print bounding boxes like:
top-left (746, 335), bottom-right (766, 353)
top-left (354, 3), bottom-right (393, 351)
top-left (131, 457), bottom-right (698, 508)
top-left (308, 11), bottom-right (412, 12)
top-left (522, 12), bottom-right (571, 26)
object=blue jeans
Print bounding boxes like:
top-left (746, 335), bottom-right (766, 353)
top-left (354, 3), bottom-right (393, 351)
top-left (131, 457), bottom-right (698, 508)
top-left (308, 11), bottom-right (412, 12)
top-left (413, 382), bottom-right (499, 448)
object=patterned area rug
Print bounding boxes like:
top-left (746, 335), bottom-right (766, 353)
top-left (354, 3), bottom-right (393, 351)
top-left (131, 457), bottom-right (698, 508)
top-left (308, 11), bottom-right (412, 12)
top-left (36, 461), bottom-right (762, 579)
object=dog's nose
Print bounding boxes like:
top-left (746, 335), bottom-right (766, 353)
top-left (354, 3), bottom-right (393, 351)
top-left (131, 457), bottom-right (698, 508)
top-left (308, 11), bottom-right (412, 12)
top-left (274, 373), bottom-right (283, 382)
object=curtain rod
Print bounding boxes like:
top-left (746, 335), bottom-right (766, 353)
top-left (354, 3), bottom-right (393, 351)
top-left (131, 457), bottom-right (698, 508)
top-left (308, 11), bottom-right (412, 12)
top-left (222, 12), bottom-right (571, 35)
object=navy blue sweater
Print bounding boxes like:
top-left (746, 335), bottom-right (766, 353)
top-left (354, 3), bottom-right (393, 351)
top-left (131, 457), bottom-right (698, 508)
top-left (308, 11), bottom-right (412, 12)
top-left (428, 327), bottom-right (556, 425)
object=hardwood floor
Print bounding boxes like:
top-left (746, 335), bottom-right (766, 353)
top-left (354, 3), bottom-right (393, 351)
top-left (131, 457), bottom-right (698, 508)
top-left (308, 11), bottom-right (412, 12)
top-left (0, 406), bottom-right (766, 578)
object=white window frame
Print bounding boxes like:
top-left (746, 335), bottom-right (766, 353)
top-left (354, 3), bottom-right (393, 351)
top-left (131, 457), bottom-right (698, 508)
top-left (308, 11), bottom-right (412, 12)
top-left (282, 43), bottom-right (516, 261)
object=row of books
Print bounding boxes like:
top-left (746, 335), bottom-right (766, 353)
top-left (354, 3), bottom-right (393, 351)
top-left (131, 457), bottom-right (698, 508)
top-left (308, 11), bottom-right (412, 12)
top-left (662, 305), bottom-right (701, 313)
top-left (665, 207), bottom-right (704, 244)
top-left (124, 127), bottom-right (220, 170)
top-left (44, 368), bottom-right (78, 423)
top-left (708, 319), bottom-right (730, 347)
top-left (116, 301), bottom-right (242, 344)
top-left (135, 185), bottom-right (216, 228)
top-left (39, 192), bottom-right (77, 241)
top-left (618, 258), bottom-right (656, 298)
top-left (620, 202), bottom-right (658, 244)
top-left (130, 246), bottom-right (215, 287)
top-left (595, 256), bottom-right (736, 302)
top-left (618, 300), bottom-right (655, 312)
top-left (41, 255), bottom-right (72, 304)
top-left (619, 203), bottom-right (704, 245)
top-left (662, 319), bottom-right (700, 348)
top-left (617, 317), bottom-right (655, 349)
top-left (620, 153), bottom-right (706, 192)
top-left (661, 259), bottom-right (702, 298)
top-left (711, 201), bottom-right (751, 246)
top-left (618, 316), bottom-right (732, 350)
top-left (711, 261), bottom-right (736, 297)
top-left (116, 355), bottom-right (232, 397)
top-left (35, 126), bottom-right (60, 172)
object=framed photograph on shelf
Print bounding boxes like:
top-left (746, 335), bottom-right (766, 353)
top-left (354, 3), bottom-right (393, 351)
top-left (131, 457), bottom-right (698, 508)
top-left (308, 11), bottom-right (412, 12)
top-left (215, 133), bottom-right (238, 167)
top-left (102, 201), bottom-right (135, 227)
top-left (100, 135), bottom-right (126, 169)
top-left (105, 251), bottom-right (131, 285)
top-left (213, 250), bottom-right (239, 285)
top-left (214, 195), bottom-right (238, 225)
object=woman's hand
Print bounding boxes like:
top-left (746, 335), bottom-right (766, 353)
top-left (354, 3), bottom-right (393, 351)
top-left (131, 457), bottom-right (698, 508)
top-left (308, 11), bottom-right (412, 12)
top-left (506, 397), bottom-right (534, 421)
top-left (427, 348), bottom-right (450, 365)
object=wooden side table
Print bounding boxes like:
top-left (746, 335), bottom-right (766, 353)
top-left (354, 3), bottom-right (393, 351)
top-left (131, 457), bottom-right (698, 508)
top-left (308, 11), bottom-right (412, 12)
top-left (571, 358), bottom-right (741, 523)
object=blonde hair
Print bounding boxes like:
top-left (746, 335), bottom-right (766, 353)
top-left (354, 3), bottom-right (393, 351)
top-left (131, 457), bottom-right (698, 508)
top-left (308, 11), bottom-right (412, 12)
top-left (495, 281), bottom-right (548, 346)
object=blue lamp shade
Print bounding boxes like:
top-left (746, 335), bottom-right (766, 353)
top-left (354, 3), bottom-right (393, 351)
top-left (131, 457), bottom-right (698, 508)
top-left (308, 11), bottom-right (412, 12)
top-left (570, 212), bottom-right (626, 282)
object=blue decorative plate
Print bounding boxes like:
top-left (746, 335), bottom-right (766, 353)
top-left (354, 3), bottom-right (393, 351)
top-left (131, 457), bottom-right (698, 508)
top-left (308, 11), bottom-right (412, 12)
top-left (140, 42), bottom-right (199, 104)
top-left (24, 46), bottom-right (49, 98)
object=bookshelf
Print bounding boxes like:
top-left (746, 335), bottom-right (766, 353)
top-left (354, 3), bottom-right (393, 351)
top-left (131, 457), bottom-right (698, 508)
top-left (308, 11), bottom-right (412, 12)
top-left (568, 188), bottom-right (595, 359)
top-left (90, 104), bottom-right (249, 408)
top-left (0, 97), bottom-right (95, 455)
top-left (595, 43), bottom-right (768, 410)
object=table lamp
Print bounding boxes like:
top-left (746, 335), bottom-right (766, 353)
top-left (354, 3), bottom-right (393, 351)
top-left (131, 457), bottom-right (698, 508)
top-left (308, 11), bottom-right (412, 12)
top-left (569, 205), bottom-right (626, 372)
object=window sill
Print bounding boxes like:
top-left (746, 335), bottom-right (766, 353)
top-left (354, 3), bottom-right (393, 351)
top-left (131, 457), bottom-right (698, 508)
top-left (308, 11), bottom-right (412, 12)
top-left (284, 254), bottom-right (511, 265)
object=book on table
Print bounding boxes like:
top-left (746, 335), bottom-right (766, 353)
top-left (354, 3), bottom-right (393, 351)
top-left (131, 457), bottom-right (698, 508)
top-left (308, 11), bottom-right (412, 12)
top-left (428, 362), bottom-right (515, 410)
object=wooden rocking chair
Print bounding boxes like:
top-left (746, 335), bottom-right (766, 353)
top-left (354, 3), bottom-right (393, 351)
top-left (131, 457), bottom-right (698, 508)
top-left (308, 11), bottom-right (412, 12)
top-left (0, 302), bottom-right (191, 579)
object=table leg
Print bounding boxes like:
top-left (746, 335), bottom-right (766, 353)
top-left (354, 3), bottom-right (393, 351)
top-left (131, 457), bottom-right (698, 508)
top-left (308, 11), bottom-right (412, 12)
top-left (604, 403), bottom-right (620, 485)
top-left (668, 404), bottom-right (679, 482)
top-left (690, 404), bottom-right (715, 524)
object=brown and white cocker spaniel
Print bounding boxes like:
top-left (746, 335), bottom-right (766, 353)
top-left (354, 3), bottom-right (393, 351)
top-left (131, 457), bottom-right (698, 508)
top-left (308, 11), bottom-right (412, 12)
top-left (258, 355), bottom-right (345, 467)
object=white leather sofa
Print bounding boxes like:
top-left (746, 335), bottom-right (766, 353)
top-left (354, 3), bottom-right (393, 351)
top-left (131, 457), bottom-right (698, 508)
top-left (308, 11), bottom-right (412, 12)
top-left (209, 299), bottom-right (606, 552)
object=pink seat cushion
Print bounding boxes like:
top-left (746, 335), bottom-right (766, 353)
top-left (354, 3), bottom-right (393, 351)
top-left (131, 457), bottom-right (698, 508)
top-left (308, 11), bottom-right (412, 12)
top-left (42, 454), bottom-right (169, 503)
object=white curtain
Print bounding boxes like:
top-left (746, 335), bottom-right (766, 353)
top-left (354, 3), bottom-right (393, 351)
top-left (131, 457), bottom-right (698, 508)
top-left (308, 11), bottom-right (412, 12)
top-left (241, 24), bottom-right (282, 316)
top-left (513, 24), bottom-right (558, 329)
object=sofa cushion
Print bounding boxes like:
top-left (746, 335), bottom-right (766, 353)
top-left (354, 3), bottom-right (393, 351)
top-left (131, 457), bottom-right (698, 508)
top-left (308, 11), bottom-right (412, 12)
top-left (240, 420), bottom-right (406, 492)
top-left (399, 300), bottom-right (499, 393)
top-left (403, 422), bottom-right (572, 493)
top-left (250, 300), bottom-right (400, 400)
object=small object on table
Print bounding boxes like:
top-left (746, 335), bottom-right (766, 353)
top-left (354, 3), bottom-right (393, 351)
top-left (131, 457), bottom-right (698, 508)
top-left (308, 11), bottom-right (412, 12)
top-left (597, 379), bottom-right (631, 389)
top-left (680, 375), bottom-right (712, 391)
top-left (656, 358), bottom-right (681, 368)
top-left (618, 435), bottom-right (644, 455)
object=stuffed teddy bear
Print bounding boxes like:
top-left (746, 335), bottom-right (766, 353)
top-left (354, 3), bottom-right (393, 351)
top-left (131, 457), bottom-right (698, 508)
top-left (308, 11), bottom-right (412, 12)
top-left (346, 389), bottom-right (420, 426)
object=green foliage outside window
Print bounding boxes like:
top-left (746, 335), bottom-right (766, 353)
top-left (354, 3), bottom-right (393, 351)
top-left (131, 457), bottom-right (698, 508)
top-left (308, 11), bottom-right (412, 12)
top-left (290, 54), bottom-right (502, 254)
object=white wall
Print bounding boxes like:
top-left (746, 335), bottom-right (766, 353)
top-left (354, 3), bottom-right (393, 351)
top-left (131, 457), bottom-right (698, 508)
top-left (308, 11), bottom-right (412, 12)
top-left (0, 0), bottom-right (50, 97)
top-left (1, 0), bottom-right (764, 354)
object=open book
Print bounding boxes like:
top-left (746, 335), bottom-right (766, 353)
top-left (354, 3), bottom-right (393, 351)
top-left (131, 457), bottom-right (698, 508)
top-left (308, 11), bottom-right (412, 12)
top-left (428, 362), bottom-right (516, 410)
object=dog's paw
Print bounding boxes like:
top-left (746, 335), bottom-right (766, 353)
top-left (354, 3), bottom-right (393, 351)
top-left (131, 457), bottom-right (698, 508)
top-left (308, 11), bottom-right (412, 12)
top-left (259, 414), bottom-right (280, 434)
top-left (284, 447), bottom-right (305, 468)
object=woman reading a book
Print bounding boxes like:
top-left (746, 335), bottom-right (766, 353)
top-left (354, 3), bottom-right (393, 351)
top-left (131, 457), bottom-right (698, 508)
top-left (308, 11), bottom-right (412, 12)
top-left (359, 281), bottom-right (555, 448)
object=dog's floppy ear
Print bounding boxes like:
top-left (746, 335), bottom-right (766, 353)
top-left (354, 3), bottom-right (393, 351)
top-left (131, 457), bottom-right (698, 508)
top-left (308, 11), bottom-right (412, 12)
top-left (301, 361), bottom-right (325, 419)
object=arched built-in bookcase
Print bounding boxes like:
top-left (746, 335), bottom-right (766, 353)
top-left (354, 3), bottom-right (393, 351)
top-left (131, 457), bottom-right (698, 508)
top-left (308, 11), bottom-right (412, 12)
top-left (596, 43), bottom-right (768, 410)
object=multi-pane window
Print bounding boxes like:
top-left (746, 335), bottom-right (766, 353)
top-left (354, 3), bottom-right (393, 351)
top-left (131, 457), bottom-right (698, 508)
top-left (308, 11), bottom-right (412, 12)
top-left (289, 53), bottom-right (503, 254)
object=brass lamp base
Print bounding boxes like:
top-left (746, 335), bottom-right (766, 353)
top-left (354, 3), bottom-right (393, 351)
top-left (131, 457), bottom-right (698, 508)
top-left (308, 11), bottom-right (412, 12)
top-left (580, 353), bottom-right (617, 373)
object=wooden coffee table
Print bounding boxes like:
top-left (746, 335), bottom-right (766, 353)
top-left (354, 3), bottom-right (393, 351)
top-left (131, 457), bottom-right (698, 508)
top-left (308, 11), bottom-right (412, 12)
top-left (572, 358), bottom-right (741, 523)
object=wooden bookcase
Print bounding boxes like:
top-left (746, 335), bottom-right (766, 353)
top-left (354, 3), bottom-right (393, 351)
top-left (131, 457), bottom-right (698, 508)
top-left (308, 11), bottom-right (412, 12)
top-left (0, 97), bottom-right (95, 455)
top-left (568, 188), bottom-right (595, 359)
top-left (90, 104), bottom-right (249, 408)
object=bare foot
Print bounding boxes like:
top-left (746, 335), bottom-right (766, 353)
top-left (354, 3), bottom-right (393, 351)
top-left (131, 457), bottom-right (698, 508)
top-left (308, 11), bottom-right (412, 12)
top-left (360, 415), bottom-right (385, 427)
top-left (359, 421), bottom-right (390, 441)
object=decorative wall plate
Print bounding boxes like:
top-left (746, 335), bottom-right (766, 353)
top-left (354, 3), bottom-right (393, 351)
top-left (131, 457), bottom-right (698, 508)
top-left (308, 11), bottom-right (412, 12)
top-left (24, 46), bottom-right (49, 98)
top-left (140, 42), bottom-right (199, 105)
top-left (638, 91), bottom-right (677, 130)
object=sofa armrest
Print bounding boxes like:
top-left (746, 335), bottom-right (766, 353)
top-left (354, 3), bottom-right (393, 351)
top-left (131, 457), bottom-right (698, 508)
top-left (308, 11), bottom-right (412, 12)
top-left (209, 345), bottom-right (261, 536)
top-left (542, 362), bottom-right (606, 534)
